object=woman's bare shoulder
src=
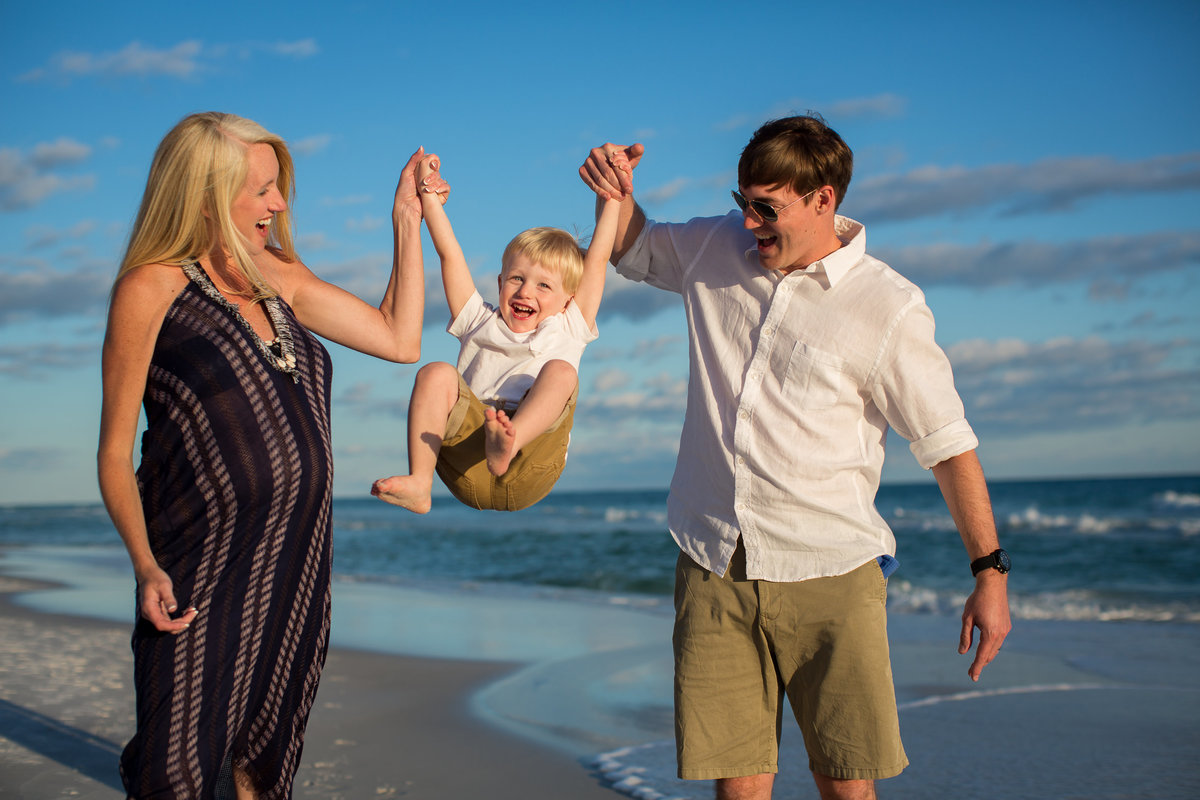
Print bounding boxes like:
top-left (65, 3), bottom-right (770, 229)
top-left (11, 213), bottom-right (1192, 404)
top-left (110, 262), bottom-right (192, 320)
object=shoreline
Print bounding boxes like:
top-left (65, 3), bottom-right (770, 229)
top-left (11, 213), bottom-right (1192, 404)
top-left (0, 571), bottom-right (629, 799)
top-left (4, 545), bottom-right (1200, 799)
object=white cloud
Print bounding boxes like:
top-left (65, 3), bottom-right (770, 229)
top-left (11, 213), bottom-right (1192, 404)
top-left (596, 280), bottom-right (679, 321)
top-left (642, 177), bottom-right (691, 205)
top-left (290, 134), bottom-right (333, 157)
top-left (947, 335), bottom-right (1200, 434)
top-left (321, 194), bottom-right (373, 207)
top-left (876, 229), bottom-right (1200, 292)
top-left (269, 38), bottom-right (320, 58)
top-left (0, 341), bottom-right (99, 377)
top-left (0, 265), bottom-right (111, 325)
top-left (581, 370), bottom-right (687, 424)
top-left (25, 219), bottom-right (97, 250)
top-left (591, 368), bottom-right (631, 393)
top-left (296, 231), bottom-right (336, 251)
top-left (19, 40), bottom-right (204, 81)
top-left (849, 152), bottom-right (1200, 222)
top-left (0, 143), bottom-right (96, 211)
top-left (345, 215), bottom-right (385, 233)
top-left (716, 94), bottom-right (908, 132)
top-left (0, 446), bottom-right (67, 471)
top-left (825, 94), bottom-right (907, 119)
top-left (18, 38), bottom-right (319, 83)
top-left (31, 138), bottom-right (92, 169)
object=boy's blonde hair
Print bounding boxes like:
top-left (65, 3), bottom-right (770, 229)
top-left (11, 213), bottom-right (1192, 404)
top-left (117, 112), bottom-right (297, 300)
top-left (501, 227), bottom-right (586, 294)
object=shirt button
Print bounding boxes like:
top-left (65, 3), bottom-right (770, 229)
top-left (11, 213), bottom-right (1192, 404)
top-left (736, 456), bottom-right (745, 465)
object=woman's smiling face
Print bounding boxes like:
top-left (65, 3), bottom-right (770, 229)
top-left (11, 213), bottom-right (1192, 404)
top-left (229, 142), bottom-right (287, 256)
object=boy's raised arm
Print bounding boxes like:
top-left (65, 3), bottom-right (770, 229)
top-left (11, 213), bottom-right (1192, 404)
top-left (418, 156), bottom-right (476, 320)
top-left (573, 197), bottom-right (622, 328)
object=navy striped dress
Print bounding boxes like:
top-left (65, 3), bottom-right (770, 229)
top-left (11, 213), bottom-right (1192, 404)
top-left (121, 263), bottom-right (333, 799)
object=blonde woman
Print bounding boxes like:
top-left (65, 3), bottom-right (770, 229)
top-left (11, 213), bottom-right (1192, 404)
top-left (97, 112), bottom-right (439, 799)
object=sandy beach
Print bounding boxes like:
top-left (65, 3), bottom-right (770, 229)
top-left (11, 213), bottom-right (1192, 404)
top-left (0, 572), bottom-right (627, 799)
top-left (3, 545), bottom-right (1199, 800)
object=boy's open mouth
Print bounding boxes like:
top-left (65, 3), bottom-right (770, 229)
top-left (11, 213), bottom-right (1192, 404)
top-left (510, 302), bottom-right (535, 320)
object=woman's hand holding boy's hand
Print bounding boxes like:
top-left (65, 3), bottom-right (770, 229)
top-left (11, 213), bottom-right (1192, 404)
top-left (392, 147), bottom-right (426, 223)
top-left (417, 153), bottom-right (450, 207)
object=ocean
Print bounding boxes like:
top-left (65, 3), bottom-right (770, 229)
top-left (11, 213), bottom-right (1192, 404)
top-left (1, 474), bottom-right (1197, 625)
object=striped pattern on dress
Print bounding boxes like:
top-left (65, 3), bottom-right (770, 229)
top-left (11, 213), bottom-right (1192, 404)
top-left (121, 266), bottom-right (333, 800)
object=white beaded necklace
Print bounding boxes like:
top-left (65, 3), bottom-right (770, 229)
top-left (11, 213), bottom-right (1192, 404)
top-left (183, 260), bottom-right (299, 382)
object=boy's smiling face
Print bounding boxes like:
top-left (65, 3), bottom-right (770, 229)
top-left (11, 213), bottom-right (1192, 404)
top-left (497, 253), bottom-right (573, 333)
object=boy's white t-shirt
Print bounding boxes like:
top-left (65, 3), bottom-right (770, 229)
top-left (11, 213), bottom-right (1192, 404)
top-left (448, 290), bottom-right (598, 406)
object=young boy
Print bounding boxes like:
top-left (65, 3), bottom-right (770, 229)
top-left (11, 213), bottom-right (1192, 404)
top-left (372, 153), bottom-right (623, 512)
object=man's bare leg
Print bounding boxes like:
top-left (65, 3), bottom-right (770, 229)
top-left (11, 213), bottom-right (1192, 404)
top-left (813, 774), bottom-right (876, 800)
top-left (716, 774), bottom-right (774, 800)
top-left (372, 362), bottom-right (460, 513)
top-left (485, 359), bottom-right (576, 476)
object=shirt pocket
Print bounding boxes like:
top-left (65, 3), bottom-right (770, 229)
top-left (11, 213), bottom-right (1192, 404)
top-left (783, 342), bottom-right (845, 410)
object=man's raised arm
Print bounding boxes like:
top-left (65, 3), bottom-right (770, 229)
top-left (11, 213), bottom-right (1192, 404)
top-left (580, 143), bottom-right (647, 264)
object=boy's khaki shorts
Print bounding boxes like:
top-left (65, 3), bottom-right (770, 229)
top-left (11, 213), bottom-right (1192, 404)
top-left (673, 542), bottom-right (908, 781)
top-left (434, 374), bottom-right (575, 512)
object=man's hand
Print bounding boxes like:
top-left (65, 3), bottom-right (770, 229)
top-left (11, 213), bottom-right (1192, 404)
top-left (959, 571), bottom-right (1011, 681)
top-left (580, 143), bottom-right (644, 199)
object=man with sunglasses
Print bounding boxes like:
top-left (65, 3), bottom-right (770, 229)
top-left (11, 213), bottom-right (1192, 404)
top-left (580, 115), bottom-right (1010, 800)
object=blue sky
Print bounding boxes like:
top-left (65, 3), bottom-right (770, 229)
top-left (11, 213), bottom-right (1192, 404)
top-left (2, 1), bottom-right (1198, 506)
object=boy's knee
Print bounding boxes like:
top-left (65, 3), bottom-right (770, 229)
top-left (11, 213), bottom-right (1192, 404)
top-left (540, 359), bottom-right (578, 381)
top-left (416, 361), bottom-right (459, 384)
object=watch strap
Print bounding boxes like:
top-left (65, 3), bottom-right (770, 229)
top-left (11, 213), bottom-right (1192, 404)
top-left (971, 548), bottom-right (1010, 576)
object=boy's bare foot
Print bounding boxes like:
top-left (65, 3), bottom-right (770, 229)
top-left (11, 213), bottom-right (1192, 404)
top-left (370, 475), bottom-right (433, 514)
top-left (484, 408), bottom-right (518, 477)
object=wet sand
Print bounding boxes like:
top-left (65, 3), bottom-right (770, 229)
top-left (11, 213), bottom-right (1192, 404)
top-left (0, 574), bottom-right (624, 799)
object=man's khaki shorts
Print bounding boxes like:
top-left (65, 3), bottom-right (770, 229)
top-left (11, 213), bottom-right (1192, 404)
top-left (673, 542), bottom-right (908, 781)
top-left (435, 374), bottom-right (575, 512)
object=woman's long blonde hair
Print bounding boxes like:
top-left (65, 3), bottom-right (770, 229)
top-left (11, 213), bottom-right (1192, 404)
top-left (117, 112), bottom-right (297, 300)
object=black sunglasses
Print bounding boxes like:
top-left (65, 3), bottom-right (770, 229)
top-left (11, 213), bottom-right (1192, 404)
top-left (731, 188), bottom-right (817, 222)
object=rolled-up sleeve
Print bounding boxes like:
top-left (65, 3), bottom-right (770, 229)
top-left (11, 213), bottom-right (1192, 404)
top-left (909, 418), bottom-right (979, 469)
top-left (872, 299), bottom-right (979, 469)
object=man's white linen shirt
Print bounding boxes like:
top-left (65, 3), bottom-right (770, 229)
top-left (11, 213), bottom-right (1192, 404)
top-left (616, 212), bottom-right (978, 582)
top-left (449, 290), bottom-right (597, 406)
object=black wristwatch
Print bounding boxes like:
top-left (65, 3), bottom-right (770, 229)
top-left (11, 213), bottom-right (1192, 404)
top-left (970, 548), bottom-right (1011, 576)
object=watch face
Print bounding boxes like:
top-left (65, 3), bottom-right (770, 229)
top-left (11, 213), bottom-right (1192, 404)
top-left (997, 549), bottom-right (1011, 572)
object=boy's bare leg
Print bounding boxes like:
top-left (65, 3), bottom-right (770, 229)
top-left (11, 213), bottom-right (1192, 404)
top-left (372, 362), bottom-right (460, 512)
top-left (485, 359), bottom-right (577, 476)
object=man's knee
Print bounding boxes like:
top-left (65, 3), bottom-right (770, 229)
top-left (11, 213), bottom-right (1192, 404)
top-left (812, 773), bottom-right (876, 800)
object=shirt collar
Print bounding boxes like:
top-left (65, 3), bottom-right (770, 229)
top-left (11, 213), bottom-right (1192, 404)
top-left (741, 214), bottom-right (866, 287)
